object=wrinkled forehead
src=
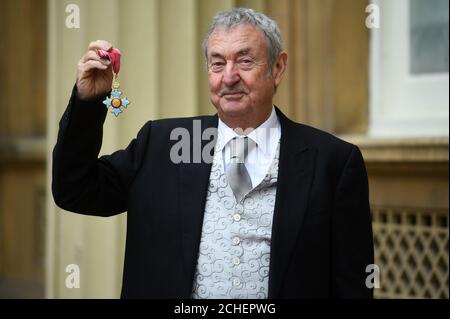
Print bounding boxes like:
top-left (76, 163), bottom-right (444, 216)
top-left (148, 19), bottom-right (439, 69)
top-left (207, 24), bottom-right (268, 57)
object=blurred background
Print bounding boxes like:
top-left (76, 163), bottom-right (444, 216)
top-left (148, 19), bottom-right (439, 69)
top-left (0, 0), bottom-right (448, 298)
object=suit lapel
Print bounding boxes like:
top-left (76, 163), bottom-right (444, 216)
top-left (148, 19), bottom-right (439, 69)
top-left (178, 114), bottom-right (218, 297)
top-left (268, 108), bottom-right (317, 298)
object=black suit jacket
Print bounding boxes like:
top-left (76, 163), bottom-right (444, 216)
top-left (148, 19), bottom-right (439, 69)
top-left (52, 87), bottom-right (374, 298)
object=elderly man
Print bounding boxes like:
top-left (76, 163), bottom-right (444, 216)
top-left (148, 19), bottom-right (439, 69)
top-left (52, 8), bottom-right (374, 298)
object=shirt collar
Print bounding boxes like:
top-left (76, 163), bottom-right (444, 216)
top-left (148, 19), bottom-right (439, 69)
top-left (216, 106), bottom-right (280, 155)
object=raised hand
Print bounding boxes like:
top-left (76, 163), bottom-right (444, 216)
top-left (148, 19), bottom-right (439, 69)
top-left (76, 40), bottom-right (114, 101)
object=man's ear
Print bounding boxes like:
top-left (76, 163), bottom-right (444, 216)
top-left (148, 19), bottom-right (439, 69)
top-left (273, 52), bottom-right (288, 88)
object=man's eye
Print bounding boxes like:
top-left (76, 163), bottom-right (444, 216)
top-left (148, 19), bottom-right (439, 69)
top-left (210, 62), bottom-right (224, 68)
top-left (239, 59), bottom-right (254, 67)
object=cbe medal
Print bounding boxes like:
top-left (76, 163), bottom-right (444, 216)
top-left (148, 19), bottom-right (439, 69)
top-left (102, 74), bottom-right (130, 117)
top-left (98, 48), bottom-right (130, 117)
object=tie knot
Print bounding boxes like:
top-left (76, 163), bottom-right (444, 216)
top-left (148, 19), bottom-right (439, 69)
top-left (230, 137), bottom-right (248, 163)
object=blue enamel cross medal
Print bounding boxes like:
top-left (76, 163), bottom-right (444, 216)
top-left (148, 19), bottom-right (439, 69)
top-left (102, 73), bottom-right (130, 117)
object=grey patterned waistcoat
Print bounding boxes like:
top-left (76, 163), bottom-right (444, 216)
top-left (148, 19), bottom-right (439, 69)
top-left (191, 142), bottom-right (280, 299)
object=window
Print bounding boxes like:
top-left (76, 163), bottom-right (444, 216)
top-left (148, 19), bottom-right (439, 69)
top-left (369, 0), bottom-right (449, 137)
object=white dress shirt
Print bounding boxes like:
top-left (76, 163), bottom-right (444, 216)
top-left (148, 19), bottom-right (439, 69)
top-left (215, 107), bottom-right (281, 189)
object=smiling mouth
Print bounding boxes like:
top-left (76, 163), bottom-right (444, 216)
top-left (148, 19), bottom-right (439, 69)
top-left (222, 92), bottom-right (245, 99)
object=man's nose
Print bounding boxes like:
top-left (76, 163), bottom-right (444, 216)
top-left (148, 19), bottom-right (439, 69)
top-left (222, 62), bottom-right (240, 86)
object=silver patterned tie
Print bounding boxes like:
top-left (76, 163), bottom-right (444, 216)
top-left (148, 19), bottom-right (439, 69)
top-left (226, 137), bottom-right (253, 203)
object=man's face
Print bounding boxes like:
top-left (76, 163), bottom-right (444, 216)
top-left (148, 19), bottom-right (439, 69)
top-left (207, 24), bottom-right (280, 125)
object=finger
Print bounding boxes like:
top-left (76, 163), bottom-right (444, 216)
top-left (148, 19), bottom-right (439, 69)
top-left (81, 60), bottom-right (110, 73)
top-left (80, 50), bottom-right (111, 65)
top-left (87, 39), bottom-right (112, 52)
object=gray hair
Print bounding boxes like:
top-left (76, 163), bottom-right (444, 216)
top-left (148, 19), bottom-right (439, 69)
top-left (202, 8), bottom-right (283, 69)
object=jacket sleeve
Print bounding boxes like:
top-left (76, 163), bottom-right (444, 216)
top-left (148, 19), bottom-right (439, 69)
top-left (331, 145), bottom-right (374, 298)
top-left (52, 85), bottom-right (152, 216)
